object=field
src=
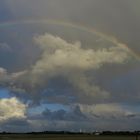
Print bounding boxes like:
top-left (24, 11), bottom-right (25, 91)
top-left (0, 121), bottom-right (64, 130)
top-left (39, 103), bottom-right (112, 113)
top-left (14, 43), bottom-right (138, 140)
top-left (0, 134), bottom-right (138, 140)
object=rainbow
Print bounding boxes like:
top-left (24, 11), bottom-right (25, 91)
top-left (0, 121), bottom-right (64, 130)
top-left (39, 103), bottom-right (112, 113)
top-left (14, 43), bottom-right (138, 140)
top-left (0, 19), bottom-right (138, 60)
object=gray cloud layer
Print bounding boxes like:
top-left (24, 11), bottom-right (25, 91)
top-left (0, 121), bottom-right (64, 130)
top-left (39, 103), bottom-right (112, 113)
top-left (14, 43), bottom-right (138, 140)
top-left (4, 0), bottom-right (140, 54)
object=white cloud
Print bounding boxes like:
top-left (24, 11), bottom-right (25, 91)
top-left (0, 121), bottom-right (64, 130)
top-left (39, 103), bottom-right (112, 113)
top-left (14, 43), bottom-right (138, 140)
top-left (33, 33), bottom-right (129, 74)
top-left (0, 97), bottom-right (27, 122)
top-left (29, 33), bottom-right (130, 99)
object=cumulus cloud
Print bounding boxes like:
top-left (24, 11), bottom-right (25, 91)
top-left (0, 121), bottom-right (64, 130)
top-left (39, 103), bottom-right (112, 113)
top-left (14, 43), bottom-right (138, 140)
top-left (0, 33), bottom-right (130, 104)
top-left (0, 97), bottom-right (27, 122)
top-left (33, 34), bottom-right (129, 72)
top-left (31, 33), bottom-right (130, 100)
top-left (29, 33), bottom-right (130, 98)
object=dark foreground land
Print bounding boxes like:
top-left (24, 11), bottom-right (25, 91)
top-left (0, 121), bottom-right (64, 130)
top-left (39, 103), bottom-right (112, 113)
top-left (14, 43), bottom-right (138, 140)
top-left (0, 134), bottom-right (139, 140)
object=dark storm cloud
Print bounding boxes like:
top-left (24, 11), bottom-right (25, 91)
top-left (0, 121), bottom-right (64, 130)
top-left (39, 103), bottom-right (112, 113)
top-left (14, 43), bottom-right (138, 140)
top-left (5, 0), bottom-right (140, 53)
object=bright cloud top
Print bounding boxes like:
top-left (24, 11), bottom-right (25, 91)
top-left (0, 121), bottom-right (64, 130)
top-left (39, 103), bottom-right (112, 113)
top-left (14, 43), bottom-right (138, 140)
top-left (0, 97), bottom-right (27, 122)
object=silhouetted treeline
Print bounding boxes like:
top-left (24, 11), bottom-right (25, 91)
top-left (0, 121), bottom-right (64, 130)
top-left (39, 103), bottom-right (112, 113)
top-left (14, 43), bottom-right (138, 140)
top-left (27, 131), bottom-right (86, 135)
top-left (0, 131), bottom-right (140, 135)
top-left (101, 131), bottom-right (140, 136)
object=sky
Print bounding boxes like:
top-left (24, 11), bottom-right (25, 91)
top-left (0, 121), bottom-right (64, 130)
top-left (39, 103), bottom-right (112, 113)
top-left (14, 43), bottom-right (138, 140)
top-left (0, 0), bottom-right (140, 132)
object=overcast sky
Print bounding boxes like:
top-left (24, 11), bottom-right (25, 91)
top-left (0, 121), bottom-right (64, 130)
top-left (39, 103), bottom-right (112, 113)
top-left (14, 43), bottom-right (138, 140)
top-left (0, 0), bottom-right (140, 132)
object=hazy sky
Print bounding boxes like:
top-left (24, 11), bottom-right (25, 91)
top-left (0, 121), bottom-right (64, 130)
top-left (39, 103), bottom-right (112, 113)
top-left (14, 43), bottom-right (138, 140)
top-left (0, 0), bottom-right (140, 132)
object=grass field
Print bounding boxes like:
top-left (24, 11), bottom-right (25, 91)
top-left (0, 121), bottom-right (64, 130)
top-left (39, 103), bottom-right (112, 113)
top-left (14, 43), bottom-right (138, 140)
top-left (0, 134), bottom-right (138, 140)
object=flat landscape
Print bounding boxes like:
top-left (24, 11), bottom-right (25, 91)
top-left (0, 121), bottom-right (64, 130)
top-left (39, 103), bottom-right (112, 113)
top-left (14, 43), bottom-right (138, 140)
top-left (0, 134), bottom-right (138, 140)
